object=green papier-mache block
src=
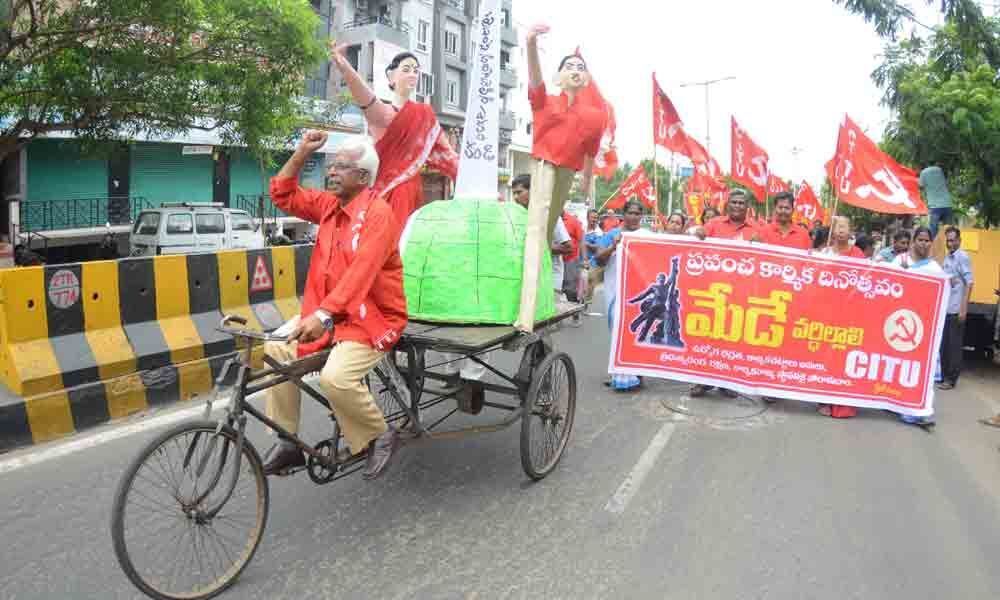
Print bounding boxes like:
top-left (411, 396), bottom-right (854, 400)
top-left (401, 199), bottom-right (555, 324)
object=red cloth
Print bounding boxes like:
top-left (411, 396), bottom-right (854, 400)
top-left (604, 165), bottom-right (656, 209)
top-left (730, 117), bottom-right (769, 202)
top-left (600, 216), bottom-right (621, 232)
top-left (562, 211), bottom-right (584, 262)
top-left (374, 101), bottom-right (458, 228)
top-left (761, 222), bottom-right (811, 250)
top-left (652, 74), bottom-right (687, 154)
top-left (529, 82), bottom-right (607, 172)
top-left (270, 178), bottom-right (408, 356)
top-left (833, 244), bottom-right (866, 259)
top-left (704, 215), bottom-right (758, 241)
top-left (826, 115), bottom-right (926, 215)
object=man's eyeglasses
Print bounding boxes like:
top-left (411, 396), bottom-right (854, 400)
top-left (329, 162), bottom-right (366, 175)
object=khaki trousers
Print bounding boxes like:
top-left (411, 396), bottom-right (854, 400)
top-left (516, 160), bottom-right (576, 332)
top-left (265, 317), bottom-right (387, 455)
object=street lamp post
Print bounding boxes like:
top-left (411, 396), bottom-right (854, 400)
top-left (679, 76), bottom-right (736, 155)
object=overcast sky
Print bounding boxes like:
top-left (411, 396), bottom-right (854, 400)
top-left (510, 0), bottom-right (945, 189)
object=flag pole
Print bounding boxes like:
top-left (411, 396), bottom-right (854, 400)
top-left (668, 152), bottom-right (675, 214)
top-left (653, 144), bottom-right (660, 226)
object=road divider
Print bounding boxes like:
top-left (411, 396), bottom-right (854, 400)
top-left (0, 245), bottom-right (312, 451)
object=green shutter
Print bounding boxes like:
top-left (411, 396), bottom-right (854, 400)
top-left (24, 139), bottom-right (108, 230)
top-left (130, 142), bottom-right (213, 206)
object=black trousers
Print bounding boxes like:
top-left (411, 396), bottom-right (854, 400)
top-left (940, 314), bottom-right (965, 384)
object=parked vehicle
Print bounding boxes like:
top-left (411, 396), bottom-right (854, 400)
top-left (959, 228), bottom-right (1000, 359)
top-left (130, 203), bottom-right (265, 257)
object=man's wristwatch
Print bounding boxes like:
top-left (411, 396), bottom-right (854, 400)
top-left (314, 310), bottom-right (334, 331)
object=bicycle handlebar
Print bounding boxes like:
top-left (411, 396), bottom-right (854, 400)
top-left (217, 314), bottom-right (289, 342)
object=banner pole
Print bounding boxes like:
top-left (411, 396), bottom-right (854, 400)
top-left (668, 152), bottom-right (675, 214)
top-left (653, 145), bottom-right (660, 224)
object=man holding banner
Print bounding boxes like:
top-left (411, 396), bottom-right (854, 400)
top-left (608, 216), bottom-right (950, 421)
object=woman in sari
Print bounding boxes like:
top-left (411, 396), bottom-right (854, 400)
top-left (331, 44), bottom-right (458, 228)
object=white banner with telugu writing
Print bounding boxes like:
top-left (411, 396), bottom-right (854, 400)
top-left (454, 0), bottom-right (502, 200)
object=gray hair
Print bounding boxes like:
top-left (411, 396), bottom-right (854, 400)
top-left (334, 135), bottom-right (380, 184)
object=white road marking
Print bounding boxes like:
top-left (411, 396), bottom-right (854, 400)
top-left (604, 422), bottom-right (676, 515)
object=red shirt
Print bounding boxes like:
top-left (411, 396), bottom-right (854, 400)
top-left (270, 177), bottom-right (407, 355)
top-left (704, 215), bottom-right (758, 241)
top-left (761, 222), bottom-right (811, 250)
top-left (562, 211), bottom-right (584, 262)
top-left (529, 82), bottom-right (605, 172)
top-left (832, 244), bottom-right (866, 259)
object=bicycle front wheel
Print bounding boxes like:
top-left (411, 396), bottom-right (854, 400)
top-left (110, 420), bottom-right (269, 600)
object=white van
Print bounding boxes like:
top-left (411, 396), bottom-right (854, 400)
top-left (130, 203), bottom-right (266, 257)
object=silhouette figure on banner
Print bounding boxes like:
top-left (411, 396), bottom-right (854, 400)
top-left (627, 256), bottom-right (684, 348)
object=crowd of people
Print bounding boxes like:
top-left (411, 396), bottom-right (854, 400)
top-left (579, 188), bottom-right (975, 428)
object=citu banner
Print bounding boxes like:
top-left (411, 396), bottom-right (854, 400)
top-left (609, 234), bottom-right (949, 416)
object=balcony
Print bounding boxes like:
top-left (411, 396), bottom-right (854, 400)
top-left (499, 110), bottom-right (516, 132)
top-left (338, 15), bottom-right (410, 50)
top-left (500, 64), bottom-right (517, 89)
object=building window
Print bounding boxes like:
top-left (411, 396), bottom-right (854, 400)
top-left (446, 69), bottom-right (461, 107)
top-left (444, 30), bottom-right (458, 55)
top-left (444, 20), bottom-right (462, 57)
top-left (417, 72), bottom-right (434, 102)
top-left (417, 20), bottom-right (430, 52)
top-left (501, 8), bottom-right (510, 28)
top-left (500, 49), bottom-right (510, 70)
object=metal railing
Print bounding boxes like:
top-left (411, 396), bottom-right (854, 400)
top-left (19, 196), bottom-right (154, 233)
top-left (343, 15), bottom-right (411, 34)
top-left (234, 194), bottom-right (288, 220)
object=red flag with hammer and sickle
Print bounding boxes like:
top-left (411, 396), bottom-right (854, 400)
top-left (604, 165), bottom-right (657, 210)
top-left (826, 115), bottom-right (927, 215)
top-left (653, 74), bottom-right (688, 155)
top-left (730, 116), bottom-right (769, 202)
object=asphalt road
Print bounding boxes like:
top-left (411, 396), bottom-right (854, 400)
top-left (2, 308), bottom-right (1000, 600)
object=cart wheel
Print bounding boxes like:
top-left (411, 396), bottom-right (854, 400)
top-left (520, 352), bottom-right (576, 480)
top-left (368, 366), bottom-right (410, 430)
top-left (111, 420), bottom-right (269, 600)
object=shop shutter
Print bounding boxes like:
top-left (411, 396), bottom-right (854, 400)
top-left (24, 139), bottom-right (108, 230)
top-left (130, 142), bottom-right (213, 206)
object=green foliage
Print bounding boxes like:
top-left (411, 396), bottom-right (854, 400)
top-left (0, 0), bottom-right (326, 164)
top-left (837, 0), bottom-right (1000, 227)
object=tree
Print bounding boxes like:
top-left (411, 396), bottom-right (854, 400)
top-left (1, 0), bottom-right (326, 164)
top-left (834, 0), bottom-right (1000, 226)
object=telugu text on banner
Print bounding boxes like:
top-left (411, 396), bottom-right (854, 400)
top-left (609, 234), bottom-right (950, 416)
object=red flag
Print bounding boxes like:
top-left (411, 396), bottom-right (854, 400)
top-left (604, 165), bottom-right (657, 210)
top-left (767, 174), bottom-right (789, 196)
top-left (652, 74), bottom-right (688, 155)
top-left (730, 117), bottom-right (769, 202)
top-left (793, 181), bottom-right (826, 226)
top-left (685, 136), bottom-right (718, 174)
top-left (826, 115), bottom-right (927, 215)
